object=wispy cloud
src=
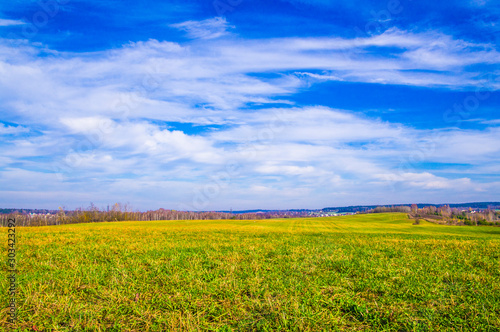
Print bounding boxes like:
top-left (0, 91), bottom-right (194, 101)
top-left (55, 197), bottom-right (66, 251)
top-left (0, 21), bottom-right (499, 209)
top-left (0, 18), bottom-right (25, 27)
top-left (0, 123), bottom-right (29, 135)
top-left (170, 17), bottom-right (233, 40)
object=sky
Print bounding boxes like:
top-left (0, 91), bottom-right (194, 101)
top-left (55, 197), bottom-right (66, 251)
top-left (0, 0), bottom-right (499, 211)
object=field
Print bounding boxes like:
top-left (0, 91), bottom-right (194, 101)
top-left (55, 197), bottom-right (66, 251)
top-left (1, 213), bottom-right (500, 331)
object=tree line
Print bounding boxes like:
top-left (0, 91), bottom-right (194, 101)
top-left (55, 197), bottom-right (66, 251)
top-left (2, 203), bottom-right (499, 227)
top-left (370, 204), bottom-right (500, 226)
top-left (0, 203), bottom-right (310, 227)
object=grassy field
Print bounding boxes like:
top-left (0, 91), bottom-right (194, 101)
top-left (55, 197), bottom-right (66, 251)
top-left (1, 213), bottom-right (500, 331)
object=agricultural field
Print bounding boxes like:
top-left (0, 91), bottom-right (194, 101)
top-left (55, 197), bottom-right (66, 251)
top-left (1, 213), bottom-right (500, 331)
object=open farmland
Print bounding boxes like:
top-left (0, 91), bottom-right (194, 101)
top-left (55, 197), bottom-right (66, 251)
top-left (2, 213), bottom-right (500, 331)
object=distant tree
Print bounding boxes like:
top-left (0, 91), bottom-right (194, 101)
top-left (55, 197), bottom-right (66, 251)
top-left (438, 205), bottom-right (452, 218)
top-left (57, 207), bottom-right (66, 225)
top-left (487, 209), bottom-right (494, 222)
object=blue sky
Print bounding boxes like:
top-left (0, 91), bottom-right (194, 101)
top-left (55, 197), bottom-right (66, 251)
top-left (0, 0), bottom-right (499, 210)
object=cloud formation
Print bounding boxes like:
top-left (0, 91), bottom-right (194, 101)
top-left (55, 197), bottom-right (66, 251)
top-left (0, 18), bottom-right (25, 26)
top-left (170, 17), bottom-right (233, 40)
top-left (0, 18), bottom-right (499, 209)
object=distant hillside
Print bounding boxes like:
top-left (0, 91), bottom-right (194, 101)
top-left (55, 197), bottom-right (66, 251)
top-left (322, 202), bottom-right (500, 213)
top-left (0, 208), bottom-right (59, 214)
top-left (228, 202), bottom-right (500, 214)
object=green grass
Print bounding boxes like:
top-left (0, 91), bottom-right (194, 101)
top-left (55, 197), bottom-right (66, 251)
top-left (2, 213), bottom-right (500, 331)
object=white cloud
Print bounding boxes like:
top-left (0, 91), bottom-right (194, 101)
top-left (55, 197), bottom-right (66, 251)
top-left (59, 117), bottom-right (225, 165)
top-left (0, 19), bottom-right (25, 27)
top-left (0, 28), bottom-right (499, 209)
top-left (429, 128), bottom-right (500, 163)
top-left (376, 172), bottom-right (472, 190)
top-left (0, 124), bottom-right (29, 135)
top-left (480, 119), bottom-right (500, 125)
top-left (255, 163), bottom-right (317, 176)
top-left (171, 17), bottom-right (233, 40)
top-left (1, 28), bottom-right (498, 128)
top-left (210, 106), bottom-right (406, 146)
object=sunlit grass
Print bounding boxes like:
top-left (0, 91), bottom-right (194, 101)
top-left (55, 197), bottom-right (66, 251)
top-left (1, 213), bottom-right (500, 330)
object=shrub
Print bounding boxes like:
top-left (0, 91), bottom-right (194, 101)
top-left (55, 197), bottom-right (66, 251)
top-left (477, 219), bottom-right (489, 226)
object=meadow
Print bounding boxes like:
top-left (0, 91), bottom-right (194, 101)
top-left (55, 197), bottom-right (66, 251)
top-left (1, 213), bottom-right (500, 331)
